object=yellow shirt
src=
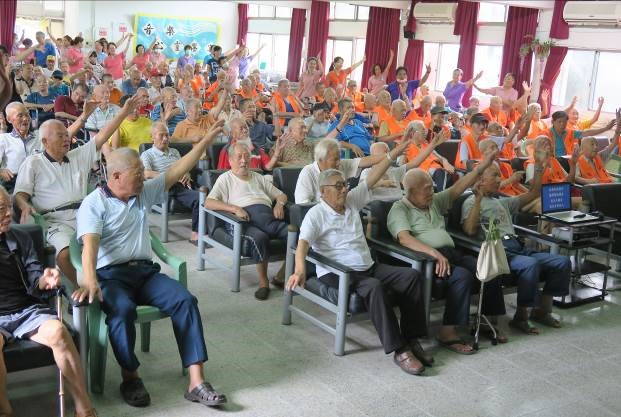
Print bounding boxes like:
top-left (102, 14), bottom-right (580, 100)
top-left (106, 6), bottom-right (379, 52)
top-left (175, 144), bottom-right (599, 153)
top-left (117, 117), bottom-right (153, 151)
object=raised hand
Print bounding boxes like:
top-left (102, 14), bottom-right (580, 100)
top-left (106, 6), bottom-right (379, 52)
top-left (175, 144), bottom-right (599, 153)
top-left (480, 147), bottom-right (498, 169)
top-left (540, 88), bottom-right (550, 101)
top-left (425, 63), bottom-right (432, 74)
top-left (569, 146), bottom-right (579, 166)
top-left (598, 96), bottom-right (605, 107)
top-left (430, 130), bottom-right (448, 147)
top-left (475, 70), bottom-right (484, 80)
top-left (82, 100), bottom-right (101, 118)
top-left (38, 268), bottom-right (61, 290)
top-left (522, 81), bottom-right (531, 93)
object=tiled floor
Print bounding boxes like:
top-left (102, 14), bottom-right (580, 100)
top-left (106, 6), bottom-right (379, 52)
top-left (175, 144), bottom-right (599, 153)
top-left (7, 220), bottom-right (621, 417)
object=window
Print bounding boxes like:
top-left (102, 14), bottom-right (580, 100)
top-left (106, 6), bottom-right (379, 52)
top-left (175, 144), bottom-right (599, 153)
top-left (44, 1), bottom-right (64, 11)
top-left (325, 38), bottom-right (366, 84)
top-left (423, 42), bottom-right (440, 89)
top-left (552, 50), bottom-right (596, 111)
top-left (592, 51), bottom-right (621, 113)
top-left (329, 2), bottom-right (369, 21)
top-left (246, 33), bottom-right (290, 77)
top-left (478, 3), bottom-right (507, 23)
top-left (248, 4), bottom-right (292, 19)
top-left (423, 43), bottom-right (459, 91)
top-left (473, 45), bottom-right (503, 94)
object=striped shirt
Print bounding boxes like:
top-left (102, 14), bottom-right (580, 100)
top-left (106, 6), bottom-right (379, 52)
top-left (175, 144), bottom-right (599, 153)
top-left (140, 146), bottom-right (181, 173)
top-left (85, 104), bottom-right (120, 131)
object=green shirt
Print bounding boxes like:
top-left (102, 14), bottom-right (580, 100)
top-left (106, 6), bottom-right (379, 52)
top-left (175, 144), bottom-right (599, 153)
top-left (461, 194), bottom-right (520, 240)
top-left (387, 190), bottom-right (455, 249)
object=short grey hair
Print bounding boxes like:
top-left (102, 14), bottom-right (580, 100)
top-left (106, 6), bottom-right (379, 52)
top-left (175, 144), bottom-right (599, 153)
top-left (0, 185), bottom-right (10, 202)
top-left (318, 169), bottom-right (345, 187)
top-left (228, 142), bottom-right (250, 157)
top-left (527, 102), bottom-right (541, 112)
top-left (405, 120), bottom-right (426, 136)
top-left (314, 138), bottom-right (339, 162)
top-left (107, 148), bottom-right (140, 174)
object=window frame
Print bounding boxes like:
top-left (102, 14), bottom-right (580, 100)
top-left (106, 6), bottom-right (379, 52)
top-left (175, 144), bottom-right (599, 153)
top-left (477, 2), bottom-right (508, 25)
top-left (247, 4), bottom-right (293, 20)
top-left (245, 32), bottom-right (290, 77)
top-left (329, 2), bottom-right (370, 21)
top-left (325, 37), bottom-right (366, 84)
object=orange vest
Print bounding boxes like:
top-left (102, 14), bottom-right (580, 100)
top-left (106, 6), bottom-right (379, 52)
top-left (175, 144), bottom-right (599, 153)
top-left (203, 81), bottom-right (220, 109)
top-left (383, 116), bottom-right (409, 137)
top-left (407, 108), bottom-right (431, 129)
top-left (238, 88), bottom-right (258, 100)
top-left (544, 127), bottom-right (576, 156)
top-left (482, 107), bottom-right (509, 128)
top-left (577, 155), bottom-right (612, 183)
top-left (272, 92), bottom-right (301, 126)
top-left (498, 161), bottom-right (526, 196)
top-left (406, 142), bottom-right (442, 171)
top-left (375, 106), bottom-right (390, 125)
top-left (525, 157), bottom-right (566, 184)
top-left (527, 120), bottom-right (547, 139)
top-left (345, 91), bottom-right (364, 112)
top-left (455, 133), bottom-right (483, 170)
top-left (499, 140), bottom-right (516, 160)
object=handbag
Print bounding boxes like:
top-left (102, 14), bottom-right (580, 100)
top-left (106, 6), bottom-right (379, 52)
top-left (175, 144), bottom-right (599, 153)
top-left (476, 218), bottom-right (510, 282)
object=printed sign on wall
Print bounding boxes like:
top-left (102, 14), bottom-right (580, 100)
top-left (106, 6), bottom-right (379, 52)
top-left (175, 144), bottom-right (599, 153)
top-left (134, 13), bottom-right (220, 62)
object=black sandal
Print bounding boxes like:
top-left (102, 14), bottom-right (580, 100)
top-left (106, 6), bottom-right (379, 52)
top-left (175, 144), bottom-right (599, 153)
top-left (120, 378), bottom-right (151, 407)
top-left (185, 382), bottom-right (227, 407)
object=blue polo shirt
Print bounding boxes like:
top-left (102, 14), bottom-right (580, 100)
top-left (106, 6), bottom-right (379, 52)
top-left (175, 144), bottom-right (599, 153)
top-left (550, 127), bottom-right (582, 157)
top-left (121, 79), bottom-right (147, 96)
top-left (328, 117), bottom-right (372, 155)
top-left (33, 43), bottom-right (56, 67)
top-left (151, 104), bottom-right (186, 134)
top-left (76, 174), bottom-right (166, 269)
top-left (49, 83), bottom-right (69, 97)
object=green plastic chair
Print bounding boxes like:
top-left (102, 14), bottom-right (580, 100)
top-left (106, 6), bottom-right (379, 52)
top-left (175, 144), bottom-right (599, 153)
top-left (69, 232), bottom-right (187, 394)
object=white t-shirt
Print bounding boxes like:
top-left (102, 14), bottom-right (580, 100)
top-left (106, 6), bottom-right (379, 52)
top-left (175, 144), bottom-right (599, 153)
top-left (207, 170), bottom-right (284, 208)
top-left (0, 131), bottom-right (42, 174)
top-left (294, 158), bottom-right (361, 204)
top-left (14, 139), bottom-right (98, 221)
top-left (299, 181), bottom-right (374, 277)
top-left (359, 165), bottom-right (406, 202)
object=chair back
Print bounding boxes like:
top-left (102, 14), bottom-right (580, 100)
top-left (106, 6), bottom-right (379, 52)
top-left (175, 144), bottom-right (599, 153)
top-left (435, 140), bottom-right (459, 164)
top-left (366, 200), bottom-right (395, 240)
top-left (582, 183), bottom-right (621, 220)
top-left (208, 143), bottom-right (228, 169)
top-left (288, 203), bottom-right (316, 230)
top-left (273, 167), bottom-right (302, 202)
top-left (139, 142), bottom-right (195, 156)
top-left (447, 191), bottom-right (472, 233)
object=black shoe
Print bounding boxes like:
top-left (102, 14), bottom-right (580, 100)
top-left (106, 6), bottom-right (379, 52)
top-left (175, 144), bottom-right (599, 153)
top-left (120, 378), bottom-right (151, 407)
top-left (254, 287), bottom-right (270, 301)
top-left (410, 339), bottom-right (434, 367)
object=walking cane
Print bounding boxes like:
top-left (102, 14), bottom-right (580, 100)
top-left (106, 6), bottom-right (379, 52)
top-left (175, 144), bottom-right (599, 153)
top-left (56, 287), bottom-right (66, 417)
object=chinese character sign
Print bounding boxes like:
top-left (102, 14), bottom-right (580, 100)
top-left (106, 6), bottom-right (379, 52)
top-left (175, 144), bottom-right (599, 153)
top-left (134, 13), bottom-right (219, 62)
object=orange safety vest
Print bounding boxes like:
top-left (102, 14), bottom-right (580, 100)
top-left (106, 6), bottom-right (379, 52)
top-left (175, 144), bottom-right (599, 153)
top-left (482, 107), bottom-right (509, 128)
top-left (527, 120), bottom-right (547, 139)
top-left (375, 106), bottom-right (391, 125)
top-left (544, 127), bottom-right (577, 156)
top-left (499, 140), bottom-right (516, 160)
top-left (406, 142), bottom-right (443, 172)
top-left (454, 133), bottom-right (483, 170)
top-left (383, 116), bottom-right (409, 136)
top-left (238, 88), bottom-right (258, 100)
top-left (272, 91), bottom-right (301, 126)
top-left (498, 161), bottom-right (526, 196)
top-left (203, 81), bottom-right (220, 109)
top-left (407, 108), bottom-right (432, 129)
top-left (525, 157), bottom-right (566, 184)
top-left (577, 155), bottom-right (612, 183)
top-left (345, 91), bottom-right (364, 112)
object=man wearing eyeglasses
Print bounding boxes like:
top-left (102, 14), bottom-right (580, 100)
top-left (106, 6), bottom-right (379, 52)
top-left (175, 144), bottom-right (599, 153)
top-left (286, 136), bottom-right (431, 376)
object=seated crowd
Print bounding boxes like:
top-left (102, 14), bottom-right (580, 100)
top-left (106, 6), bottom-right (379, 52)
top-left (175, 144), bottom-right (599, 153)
top-left (1, 26), bottom-right (621, 417)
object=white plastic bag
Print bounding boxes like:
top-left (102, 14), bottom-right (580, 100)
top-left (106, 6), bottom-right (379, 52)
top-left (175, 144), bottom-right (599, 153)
top-left (476, 218), bottom-right (510, 282)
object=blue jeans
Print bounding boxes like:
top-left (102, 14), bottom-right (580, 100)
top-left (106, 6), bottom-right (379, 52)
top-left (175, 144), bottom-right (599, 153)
top-left (96, 261), bottom-right (207, 371)
top-left (503, 238), bottom-right (571, 307)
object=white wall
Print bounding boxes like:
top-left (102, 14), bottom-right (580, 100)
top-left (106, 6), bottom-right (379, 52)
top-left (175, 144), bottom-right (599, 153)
top-left (64, 0), bottom-right (238, 56)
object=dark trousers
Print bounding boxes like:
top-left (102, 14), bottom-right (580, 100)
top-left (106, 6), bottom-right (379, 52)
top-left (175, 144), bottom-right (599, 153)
top-left (170, 184), bottom-right (199, 232)
top-left (96, 261), bottom-right (208, 371)
top-left (239, 204), bottom-right (287, 262)
top-left (321, 263), bottom-right (427, 354)
top-left (503, 238), bottom-right (571, 307)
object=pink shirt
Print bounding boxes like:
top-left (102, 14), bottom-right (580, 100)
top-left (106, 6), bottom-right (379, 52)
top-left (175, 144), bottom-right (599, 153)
top-left (132, 52), bottom-right (151, 73)
top-left (491, 86), bottom-right (518, 112)
top-left (104, 52), bottom-right (125, 80)
top-left (367, 75), bottom-right (387, 96)
top-left (67, 47), bottom-right (84, 74)
top-left (298, 70), bottom-right (322, 99)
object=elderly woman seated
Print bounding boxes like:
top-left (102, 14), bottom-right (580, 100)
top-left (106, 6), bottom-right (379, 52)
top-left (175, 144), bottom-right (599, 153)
top-left (461, 152), bottom-right (571, 335)
top-left (205, 142), bottom-right (288, 300)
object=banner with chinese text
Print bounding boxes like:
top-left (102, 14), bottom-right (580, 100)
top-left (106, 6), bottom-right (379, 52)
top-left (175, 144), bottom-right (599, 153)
top-left (134, 13), bottom-right (219, 63)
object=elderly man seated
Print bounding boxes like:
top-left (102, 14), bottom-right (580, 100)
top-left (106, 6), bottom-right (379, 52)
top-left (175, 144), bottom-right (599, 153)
top-left (481, 96), bottom-right (509, 129)
top-left (286, 138), bottom-right (431, 375)
top-left (205, 142), bottom-right (289, 300)
top-left (217, 118), bottom-right (279, 171)
top-left (270, 78), bottom-right (302, 127)
top-left (294, 138), bottom-right (385, 204)
top-left (272, 117), bottom-right (315, 167)
top-left (54, 84), bottom-right (87, 125)
top-left (405, 121), bottom-right (455, 191)
top-left (14, 98), bottom-right (136, 284)
top-left (85, 84), bottom-right (120, 132)
top-left (478, 139), bottom-right (529, 198)
top-left (23, 75), bottom-right (58, 125)
top-left (544, 110), bottom-right (615, 158)
top-left (377, 99), bottom-right (410, 143)
top-left (0, 187), bottom-right (97, 417)
top-left (327, 99), bottom-right (373, 157)
top-left (72, 126), bottom-right (226, 409)
top-left (360, 132), bottom-right (447, 201)
top-left (461, 150), bottom-right (571, 334)
top-left (1, 102), bottom-right (46, 191)
top-left (142, 121), bottom-right (217, 243)
top-left (388, 151), bottom-right (509, 352)
top-left (304, 102), bottom-right (332, 139)
top-left (121, 69), bottom-right (147, 96)
top-left (151, 87), bottom-right (187, 134)
top-left (576, 136), bottom-right (618, 184)
top-left (172, 96), bottom-right (223, 147)
top-left (110, 93), bottom-right (153, 152)
top-left (240, 98), bottom-right (274, 151)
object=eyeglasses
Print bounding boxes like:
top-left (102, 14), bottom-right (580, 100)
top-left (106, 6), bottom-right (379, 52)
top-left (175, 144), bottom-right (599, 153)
top-left (324, 182), bottom-right (348, 191)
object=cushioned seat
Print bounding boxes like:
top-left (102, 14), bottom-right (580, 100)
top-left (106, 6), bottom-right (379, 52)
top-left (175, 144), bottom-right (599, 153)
top-left (6, 329), bottom-right (79, 373)
top-left (304, 278), bottom-right (367, 314)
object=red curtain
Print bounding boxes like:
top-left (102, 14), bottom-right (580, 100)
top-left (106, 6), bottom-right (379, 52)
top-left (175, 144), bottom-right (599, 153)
top-left (286, 9), bottom-right (306, 81)
top-left (403, 39), bottom-right (424, 81)
top-left (361, 7), bottom-right (401, 85)
top-left (453, 0), bottom-right (479, 107)
top-left (499, 6), bottom-right (539, 95)
top-left (237, 3), bottom-right (248, 45)
top-left (538, 46), bottom-right (567, 116)
top-left (549, 0), bottom-right (569, 39)
top-left (0, 0), bottom-right (17, 49)
top-left (307, 0), bottom-right (330, 67)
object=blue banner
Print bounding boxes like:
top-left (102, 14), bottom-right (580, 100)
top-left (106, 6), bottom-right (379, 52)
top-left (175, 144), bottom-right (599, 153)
top-left (134, 13), bottom-right (220, 63)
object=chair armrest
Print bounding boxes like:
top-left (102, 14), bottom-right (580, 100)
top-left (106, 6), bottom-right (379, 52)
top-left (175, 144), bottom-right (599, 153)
top-left (514, 224), bottom-right (564, 245)
top-left (205, 208), bottom-right (248, 225)
top-left (367, 236), bottom-right (433, 263)
top-left (150, 232), bottom-right (187, 287)
top-left (608, 171), bottom-right (621, 179)
top-left (306, 250), bottom-right (354, 274)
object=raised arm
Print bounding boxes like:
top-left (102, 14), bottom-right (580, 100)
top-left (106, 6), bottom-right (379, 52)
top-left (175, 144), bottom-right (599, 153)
top-left (248, 44), bottom-right (265, 60)
top-left (349, 54), bottom-right (366, 72)
top-left (448, 148), bottom-right (497, 201)
top-left (464, 71), bottom-right (483, 88)
top-left (12, 45), bottom-right (36, 62)
top-left (364, 138), bottom-right (410, 188)
top-left (473, 84), bottom-right (496, 95)
top-left (66, 100), bottom-right (98, 139)
top-left (403, 131), bottom-right (448, 170)
top-left (517, 150), bottom-right (546, 208)
top-left (419, 63), bottom-right (431, 86)
top-left (381, 50), bottom-right (395, 80)
top-left (93, 95), bottom-right (140, 150)
top-left (582, 118), bottom-right (616, 137)
top-left (164, 120), bottom-right (224, 189)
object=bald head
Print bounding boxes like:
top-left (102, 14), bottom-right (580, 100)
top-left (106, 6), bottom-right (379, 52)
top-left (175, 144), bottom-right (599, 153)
top-left (478, 139), bottom-right (498, 156)
top-left (370, 142), bottom-right (389, 155)
top-left (107, 148), bottom-right (140, 174)
top-left (403, 169), bottom-right (432, 192)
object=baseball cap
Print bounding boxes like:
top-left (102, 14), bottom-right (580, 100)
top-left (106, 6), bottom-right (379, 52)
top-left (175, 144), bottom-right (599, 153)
top-left (51, 70), bottom-right (63, 79)
top-left (430, 105), bottom-right (449, 115)
top-left (46, 55), bottom-right (56, 62)
top-left (470, 113), bottom-right (489, 125)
